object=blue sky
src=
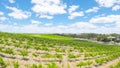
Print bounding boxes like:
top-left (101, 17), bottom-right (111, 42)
top-left (0, 0), bottom-right (120, 33)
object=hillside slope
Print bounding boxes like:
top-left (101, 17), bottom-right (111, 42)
top-left (0, 32), bottom-right (120, 68)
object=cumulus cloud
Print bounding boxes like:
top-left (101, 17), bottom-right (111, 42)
top-left (0, 21), bottom-right (98, 33)
top-left (31, 20), bottom-right (42, 25)
top-left (68, 12), bottom-right (84, 19)
top-left (68, 5), bottom-right (79, 13)
top-left (68, 5), bottom-right (84, 19)
top-left (112, 5), bottom-right (120, 11)
top-left (31, 0), bottom-right (67, 19)
top-left (44, 23), bottom-right (53, 26)
top-left (0, 24), bottom-right (8, 29)
top-left (90, 15), bottom-right (120, 23)
top-left (6, 6), bottom-right (31, 20)
top-left (0, 11), bottom-right (4, 15)
top-left (85, 7), bottom-right (99, 13)
top-left (96, 0), bottom-right (116, 8)
top-left (39, 15), bottom-right (53, 19)
top-left (1, 18), bottom-right (120, 34)
top-left (69, 22), bottom-right (97, 29)
top-left (0, 17), bottom-right (7, 21)
top-left (0, 11), bottom-right (7, 21)
top-left (9, 0), bottom-right (15, 3)
top-left (95, 0), bottom-right (120, 11)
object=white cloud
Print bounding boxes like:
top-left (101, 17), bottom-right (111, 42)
top-left (85, 7), bottom-right (99, 13)
top-left (0, 24), bottom-right (8, 29)
top-left (0, 22), bottom-right (97, 33)
top-left (116, 22), bottom-right (120, 28)
top-left (31, 0), bottom-right (67, 19)
top-left (1, 9), bottom-right (120, 34)
top-left (39, 15), bottom-right (53, 19)
top-left (0, 17), bottom-right (7, 21)
top-left (112, 5), bottom-right (120, 11)
top-left (68, 12), bottom-right (84, 19)
top-left (0, 19), bottom-right (120, 34)
top-left (21, 24), bottom-right (40, 33)
top-left (90, 15), bottom-right (120, 23)
top-left (31, 20), bottom-right (41, 25)
top-left (44, 23), bottom-right (53, 26)
top-left (96, 0), bottom-right (120, 10)
top-left (17, 22), bottom-right (97, 33)
top-left (68, 5), bottom-right (79, 13)
top-left (0, 11), bottom-right (7, 21)
top-left (13, 23), bottom-right (17, 25)
top-left (69, 22), bottom-right (97, 29)
top-left (68, 5), bottom-right (84, 19)
top-left (6, 6), bottom-right (31, 19)
top-left (9, 0), bottom-right (15, 3)
top-left (96, 0), bottom-right (116, 8)
top-left (0, 11), bottom-right (4, 15)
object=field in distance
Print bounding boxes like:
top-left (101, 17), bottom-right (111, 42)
top-left (0, 32), bottom-right (120, 68)
top-left (30, 34), bottom-right (73, 40)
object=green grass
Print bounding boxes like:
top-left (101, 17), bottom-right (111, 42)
top-left (31, 34), bottom-right (73, 40)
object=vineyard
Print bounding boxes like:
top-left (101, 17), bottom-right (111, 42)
top-left (0, 32), bottom-right (120, 68)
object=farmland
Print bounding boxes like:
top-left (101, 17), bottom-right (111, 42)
top-left (0, 32), bottom-right (120, 68)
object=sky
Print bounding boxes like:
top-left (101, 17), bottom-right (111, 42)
top-left (0, 0), bottom-right (120, 34)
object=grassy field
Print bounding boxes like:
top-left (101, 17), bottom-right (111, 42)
top-left (31, 34), bottom-right (73, 40)
top-left (0, 32), bottom-right (120, 68)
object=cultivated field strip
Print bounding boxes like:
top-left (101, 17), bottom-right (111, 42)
top-left (1, 32), bottom-right (120, 68)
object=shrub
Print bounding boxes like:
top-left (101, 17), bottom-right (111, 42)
top-left (68, 54), bottom-right (76, 58)
top-left (55, 48), bottom-right (65, 52)
top-left (76, 61), bottom-right (93, 67)
top-left (3, 48), bottom-right (14, 55)
top-left (68, 63), bottom-right (70, 68)
top-left (55, 54), bottom-right (63, 59)
top-left (13, 61), bottom-right (19, 68)
top-left (0, 57), bottom-right (6, 68)
top-left (46, 62), bottom-right (59, 68)
top-left (0, 46), bottom-right (2, 52)
top-left (95, 58), bottom-right (106, 65)
top-left (31, 64), bottom-right (37, 68)
top-left (41, 47), bottom-right (49, 51)
top-left (68, 54), bottom-right (80, 58)
top-left (32, 53), bottom-right (39, 57)
top-left (14, 43), bottom-right (20, 48)
top-left (20, 50), bottom-right (28, 57)
top-left (24, 45), bottom-right (30, 49)
top-left (34, 46), bottom-right (40, 50)
top-left (38, 64), bottom-right (42, 68)
top-left (41, 53), bottom-right (54, 58)
top-left (31, 64), bottom-right (43, 68)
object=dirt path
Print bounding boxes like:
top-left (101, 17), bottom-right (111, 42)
top-left (62, 55), bottom-right (68, 68)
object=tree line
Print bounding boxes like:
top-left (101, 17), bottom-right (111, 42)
top-left (56, 33), bottom-right (120, 43)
